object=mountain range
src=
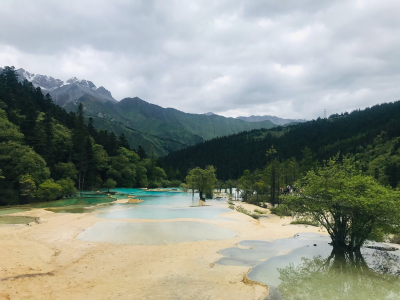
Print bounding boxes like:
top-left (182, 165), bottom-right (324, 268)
top-left (236, 115), bottom-right (306, 126)
top-left (4, 67), bottom-right (300, 156)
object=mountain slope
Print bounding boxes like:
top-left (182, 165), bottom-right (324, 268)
top-left (163, 101), bottom-right (400, 183)
top-left (10, 67), bottom-right (279, 155)
top-left (236, 115), bottom-right (306, 125)
top-left (113, 97), bottom-right (277, 141)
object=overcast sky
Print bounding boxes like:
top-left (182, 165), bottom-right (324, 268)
top-left (1, 0), bottom-right (399, 119)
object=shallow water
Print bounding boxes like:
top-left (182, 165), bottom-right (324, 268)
top-left (94, 191), bottom-right (232, 220)
top-left (217, 233), bottom-right (400, 300)
top-left (0, 207), bottom-right (31, 215)
top-left (0, 216), bottom-right (37, 224)
top-left (77, 221), bottom-right (237, 245)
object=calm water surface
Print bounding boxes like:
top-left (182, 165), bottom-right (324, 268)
top-left (77, 221), bottom-right (237, 245)
top-left (217, 233), bottom-right (400, 300)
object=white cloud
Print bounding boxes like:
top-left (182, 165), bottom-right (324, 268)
top-left (0, 0), bottom-right (399, 120)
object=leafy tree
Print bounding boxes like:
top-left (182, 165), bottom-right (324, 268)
top-left (35, 179), bottom-right (62, 201)
top-left (0, 109), bottom-right (24, 143)
top-left (180, 183), bottom-right (188, 192)
top-left (170, 179), bottom-right (182, 187)
top-left (225, 179), bottom-right (235, 195)
top-left (56, 178), bottom-right (77, 198)
top-left (104, 178), bottom-right (117, 192)
top-left (135, 165), bottom-right (148, 187)
top-left (282, 155), bottom-right (400, 251)
top-left (186, 166), bottom-right (217, 200)
top-left (216, 180), bottom-right (224, 192)
top-left (52, 162), bottom-right (78, 181)
top-left (109, 147), bottom-right (139, 187)
top-left (19, 174), bottom-right (36, 200)
top-left (0, 141), bottom-right (50, 185)
top-left (238, 170), bottom-right (253, 202)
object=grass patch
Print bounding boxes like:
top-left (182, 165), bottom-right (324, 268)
top-left (235, 205), bottom-right (260, 219)
top-left (290, 219), bottom-right (319, 227)
top-left (254, 209), bottom-right (266, 214)
top-left (270, 204), bottom-right (292, 217)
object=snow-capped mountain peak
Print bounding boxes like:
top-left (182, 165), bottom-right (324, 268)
top-left (16, 68), bottom-right (64, 91)
top-left (65, 77), bottom-right (97, 90)
top-left (11, 67), bottom-right (116, 106)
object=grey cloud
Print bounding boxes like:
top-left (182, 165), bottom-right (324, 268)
top-left (0, 0), bottom-right (399, 119)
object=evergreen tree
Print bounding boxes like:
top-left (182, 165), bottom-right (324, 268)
top-left (87, 117), bottom-right (97, 139)
top-left (137, 145), bottom-right (147, 160)
top-left (118, 133), bottom-right (130, 150)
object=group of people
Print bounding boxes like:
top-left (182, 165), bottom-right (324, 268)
top-left (281, 185), bottom-right (293, 195)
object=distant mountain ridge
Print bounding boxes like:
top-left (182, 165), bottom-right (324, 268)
top-left (15, 68), bottom-right (116, 106)
top-left (5, 66), bottom-right (280, 155)
top-left (236, 115), bottom-right (306, 125)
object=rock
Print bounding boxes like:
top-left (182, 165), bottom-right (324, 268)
top-left (128, 198), bottom-right (143, 203)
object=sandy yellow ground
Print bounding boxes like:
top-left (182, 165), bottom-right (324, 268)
top-left (0, 200), bottom-right (324, 300)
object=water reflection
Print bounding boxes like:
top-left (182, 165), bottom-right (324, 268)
top-left (217, 233), bottom-right (400, 300)
top-left (275, 248), bottom-right (400, 300)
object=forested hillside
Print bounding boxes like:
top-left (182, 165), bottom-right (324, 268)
top-left (163, 101), bottom-right (400, 189)
top-left (0, 67), bottom-right (180, 206)
top-left (7, 67), bottom-right (281, 156)
top-left (62, 96), bottom-right (278, 156)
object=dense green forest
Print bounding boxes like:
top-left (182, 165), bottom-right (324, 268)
top-left (163, 101), bottom-right (400, 189)
top-left (0, 67), bottom-right (181, 206)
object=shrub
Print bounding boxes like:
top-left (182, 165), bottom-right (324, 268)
top-left (270, 204), bottom-right (292, 217)
top-left (35, 179), bottom-right (62, 201)
top-left (290, 219), bottom-right (319, 226)
top-left (235, 205), bottom-right (260, 219)
top-left (57, 178), bottom-right (77, 198)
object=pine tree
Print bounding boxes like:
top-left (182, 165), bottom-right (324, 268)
top-left (137, 145), bottom-right (147, 160)
top-left (87, 117), bottom-right (97, 139)
top-left (118, 133), bottom-right (130, 150)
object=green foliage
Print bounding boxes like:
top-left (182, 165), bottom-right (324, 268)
top-left (186, 166), bottom-right (217, 199)
top-left (254, 209), bottom-right (266, 214)
top-left (104, 178), bottom-right (117, 192)
top-left (35, 179), bottom-right (62, 201)
top-left (290, 219), bottom-right (319, 226)
top-left (163, 100), bottom-right (400, 184)
top-left (270, 204), bottom-right (293, 217)
top-left (0, 109), bottom-right (24, 143)
top-left (225, 179), bottom-right (235, 195)
top-left (56, 178), bottom-right (77, 198)
top-left (52, 162), bottom-right (78, 181)
top-left (277, 249), bottom-right (400, 300)
top-left (237, 170), bottom-right (254, 202)
top-left (0, 141), bottom-right (50, 184)
top-left (19, 174), bottom-right (36, 199)
top-left (282, 155), bottom-right (400, 251)
top-left (235, 205), bottom-right (260, 219)
top-left (180, 183), bottom-right (188, 192)
top-left (0, 66), bottom-right (181, 205)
